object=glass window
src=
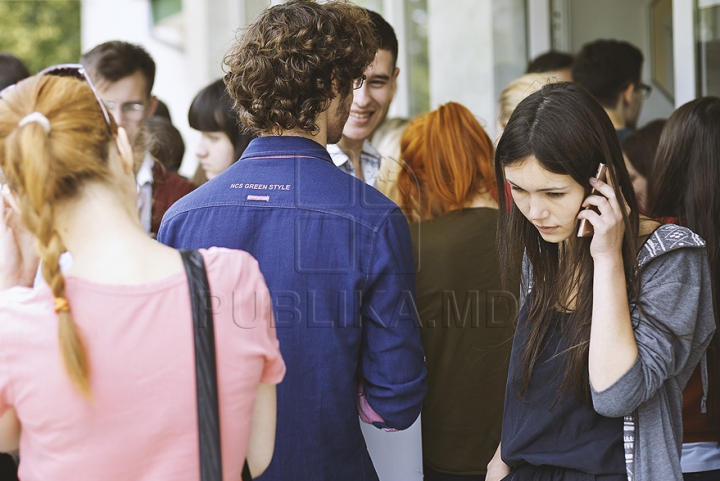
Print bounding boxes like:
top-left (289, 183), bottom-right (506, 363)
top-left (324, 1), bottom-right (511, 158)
top-left (150, 0), bottom-right (183, 48)
top-left (651, 0), bottom-right (674, 101)
top-left (405, 0), bottom-right (429, 117)
top-left (352, 0), bottom-right (384, 15)
top-left (151, 0), bottom-right (182, 23)
top-left (698, 0), bottom-right (720, 96)
top-left (493, 0), bottom-right (528, 102)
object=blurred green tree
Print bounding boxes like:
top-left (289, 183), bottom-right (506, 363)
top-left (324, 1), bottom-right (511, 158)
top-left (0, 0), bottom-right (81, 74)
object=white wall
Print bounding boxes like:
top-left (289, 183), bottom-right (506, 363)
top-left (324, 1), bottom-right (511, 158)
top-left (83, 0), bottom-right (683, 164)
top-left (568, 0), bottom-right (676, 126)
top-left (427, 0), bottom-right (497, 134)
top-left (381, 0), bottom-right (410, 119)
top-left (83, 0), bottom-right (197, 176)
top-left (82, 0), bottom-right (261, 177)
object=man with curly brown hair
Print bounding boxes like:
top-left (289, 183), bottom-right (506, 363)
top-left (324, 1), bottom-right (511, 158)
top-left (158, 2), bottom-right (427, 480)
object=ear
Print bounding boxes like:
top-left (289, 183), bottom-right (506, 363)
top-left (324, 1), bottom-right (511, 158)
top-left (1, 184), bottom-right (20, 216)
top-left (115, 127), bottom-right (135, 175)
top-left (621, 83), bottom-right (635, 106)
top-left (391, 67), bottom-right (400, 95)
top-left (145, 95), bottom-right (159, 118)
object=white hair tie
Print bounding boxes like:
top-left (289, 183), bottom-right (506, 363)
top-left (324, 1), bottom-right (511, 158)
top-left (18, 112), bottom-right (51, 134)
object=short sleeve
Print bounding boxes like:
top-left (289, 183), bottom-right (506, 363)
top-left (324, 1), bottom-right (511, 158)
top-left (257, 282), bottom-right (285, 385)
top-left (201, 247), bottom-right (286, 386)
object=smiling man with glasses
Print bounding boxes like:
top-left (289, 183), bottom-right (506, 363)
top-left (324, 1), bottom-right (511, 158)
top-left (572, 39), bottom-right (649, 143)
top-left (80, 41), bottom-right (194, 237)
top-left (327, 10), bottom-right (400, 190)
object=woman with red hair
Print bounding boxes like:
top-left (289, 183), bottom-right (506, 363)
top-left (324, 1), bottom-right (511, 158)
top-left (397, 102), bottom-right (518, 481)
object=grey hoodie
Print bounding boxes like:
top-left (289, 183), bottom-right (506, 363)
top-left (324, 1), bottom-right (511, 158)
top-left (592, 224), bottom-right (715, 480)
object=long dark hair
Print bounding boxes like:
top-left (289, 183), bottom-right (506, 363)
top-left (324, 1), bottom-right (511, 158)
top-left (647, 96), bottom-right (720, 439)
top-left (621, 119), bottom-right (666, 180)
top-left (495, 82), bottom-right (640, 404)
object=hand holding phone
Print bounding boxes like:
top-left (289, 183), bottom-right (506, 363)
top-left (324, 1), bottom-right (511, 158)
top-left (577, 163), bottom-right (608, 237)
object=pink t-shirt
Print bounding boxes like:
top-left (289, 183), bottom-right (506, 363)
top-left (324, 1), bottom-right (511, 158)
top-left (0, 247), bottom-right (285, 481)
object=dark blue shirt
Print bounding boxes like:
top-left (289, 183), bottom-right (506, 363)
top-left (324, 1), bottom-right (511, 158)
top-left (158, 136), bottom-right (427, 481)
top-left (501, 302), bottom-right (625, 476)
top-left (617, 127), bottom-right (634, 144)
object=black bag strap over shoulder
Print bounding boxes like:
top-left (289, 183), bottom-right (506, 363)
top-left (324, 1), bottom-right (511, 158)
top-left (182, 250), bottom-right (222, 481)
top-left (181, 250), bottom-right (252, 481)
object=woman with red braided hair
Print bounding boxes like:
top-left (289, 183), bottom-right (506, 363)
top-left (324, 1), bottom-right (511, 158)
top-left (0, 70), bottom-right (284, 480)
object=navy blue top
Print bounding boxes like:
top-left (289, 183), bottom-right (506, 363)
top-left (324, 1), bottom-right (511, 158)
top-left (501, 301), bottom-right (625, 476)
top-left (158, 136), bottom-right (427, 481)
top-left (617, 127), bottom-right (634, 144)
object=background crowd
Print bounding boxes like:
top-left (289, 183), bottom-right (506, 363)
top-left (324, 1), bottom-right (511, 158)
top-left (0, 1), bottom-right (718, 481)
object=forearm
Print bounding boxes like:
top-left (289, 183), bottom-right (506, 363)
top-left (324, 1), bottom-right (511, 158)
top-left (589, 254), bottom-right (638, 391)
top-left (486, 443), bottom-right (510, 481)
top-left (0, 409), bottom-right (19, 453)
top-left (246, 384), bottom-right (276, 478)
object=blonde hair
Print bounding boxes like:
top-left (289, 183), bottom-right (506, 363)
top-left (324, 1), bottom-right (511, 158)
top-left (0, 75), bottom-right (118, 396)
top-left (497, 73), bottom-right (561, 131)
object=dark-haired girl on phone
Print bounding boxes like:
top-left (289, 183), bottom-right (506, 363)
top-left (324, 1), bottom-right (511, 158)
top-left (486, 82), bottom-right (715, 481)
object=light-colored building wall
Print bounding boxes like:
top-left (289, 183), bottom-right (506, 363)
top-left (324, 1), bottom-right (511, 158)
top-left (82, 0), bottom-right (261, 177)
top-left (568, 0), bottom-right (676, 125)
top-left (82, 0), bottom-right (699, 177)
top-left (83, 0), bottom-right (198, 177)
top-left (427, 0), bottom-right (497, 134)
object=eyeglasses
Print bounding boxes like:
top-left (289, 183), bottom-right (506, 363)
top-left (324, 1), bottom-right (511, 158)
top-left (353, 75), bottom-right (366, 90)
top-left (102, 100), bottom-right (146, 122)
top-left (37, 63), bottom-right (114, 134)
top-left (637, 82), bottom-right (652, 99)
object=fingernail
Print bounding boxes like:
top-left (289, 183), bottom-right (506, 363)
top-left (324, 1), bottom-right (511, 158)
top-left (590, 177), bottom-right (597, 184)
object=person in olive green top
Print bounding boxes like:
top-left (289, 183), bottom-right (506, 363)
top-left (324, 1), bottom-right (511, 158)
top-left (397, 102), bottom-right (519, 481)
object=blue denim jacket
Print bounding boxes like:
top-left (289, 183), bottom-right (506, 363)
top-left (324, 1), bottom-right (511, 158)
top-left (158, 136), bottom-right (426, 481)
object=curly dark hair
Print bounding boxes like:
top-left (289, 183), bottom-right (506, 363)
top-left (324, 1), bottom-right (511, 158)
top-left (223, 0), bottom-right (378, 135)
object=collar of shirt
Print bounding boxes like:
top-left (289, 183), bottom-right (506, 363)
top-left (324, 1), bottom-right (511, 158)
top-left (241, 135), bottom-right (334, 164)
top-left (326, 140), bottom-right (382, 168)
top-left (327, 143), bottom-right (350, 168)
top-left (326, 140), bottom-right (382, 188)
top-left (136, 152), bottom-right (154, 187)
top-left (136, 152), bottom-right (154, 234)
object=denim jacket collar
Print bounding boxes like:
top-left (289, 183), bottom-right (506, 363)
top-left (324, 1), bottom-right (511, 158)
top-left (242, 135), bottom-right (334, 164)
